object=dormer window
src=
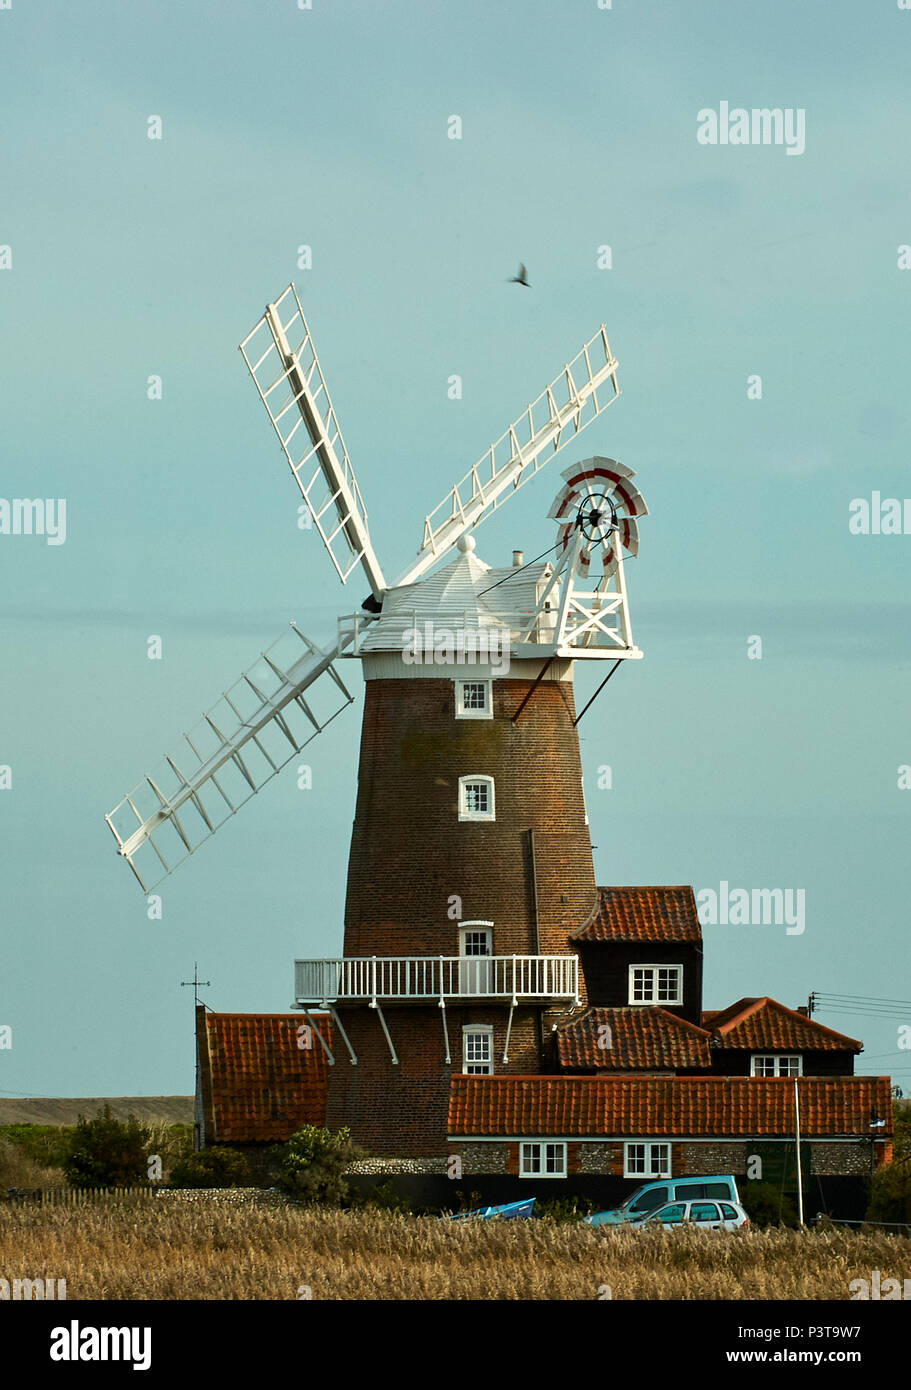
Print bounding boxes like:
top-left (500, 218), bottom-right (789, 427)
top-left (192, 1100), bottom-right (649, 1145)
top-left (459, 776), bottom-right (495, 821)
top-left (455, 679), bottom-right (492, 719)
top-left (751, 1054), bottom-right (802, 1077)
top-left (629, 965), bottom-right (682, 1006)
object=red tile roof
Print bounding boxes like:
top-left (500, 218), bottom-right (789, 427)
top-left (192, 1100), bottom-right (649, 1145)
top-left (200, 1011), bottom-right (331, 1143)
top-left (572, 887), bottom-right (702, 943)
top-left (448, 1075), bottom-right (893, 1139)
top-left (554, 1007), bottom-right (712, 1071)
top-left (705, 998), bottom-right (862, 1053)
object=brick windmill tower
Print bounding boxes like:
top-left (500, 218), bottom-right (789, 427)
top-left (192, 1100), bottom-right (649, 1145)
top-left (106, 286), bottom-right (647, 1158)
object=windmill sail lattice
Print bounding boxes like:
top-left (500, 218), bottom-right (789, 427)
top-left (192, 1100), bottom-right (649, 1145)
top-left (105, 625), bottom-right (354, 892)
top-left (395, 326), bottom-right (620, 588)
top-left (107, 285), bottom-right (634, 893)
top-left (240, 285), bottom-right (387, 600)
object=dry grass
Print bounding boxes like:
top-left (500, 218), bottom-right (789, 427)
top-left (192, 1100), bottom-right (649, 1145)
top-left (1, 1196), bottom-right (908, 1300)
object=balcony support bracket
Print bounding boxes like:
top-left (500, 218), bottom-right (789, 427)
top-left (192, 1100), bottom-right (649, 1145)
top-left (328, 1006), bottom-right (358, 1065)
top-left (370, 1001), bottom-right (399, 1065)
top-left (439, 999), bottom-right (451, 1065)
top-left (502, 1002), bottom-right (515, 1064)
top-left (300, 1008), bottom-right (335, 1066)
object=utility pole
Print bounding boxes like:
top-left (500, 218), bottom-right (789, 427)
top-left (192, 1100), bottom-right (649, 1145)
top-left (794, 1079), bottom-right (804, 1227)
top-left (181, 963), bottom-right (211, 1152)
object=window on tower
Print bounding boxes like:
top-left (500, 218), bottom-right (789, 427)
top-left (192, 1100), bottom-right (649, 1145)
top-left (462, 1025), bottom-right (494, 1075)
top-left (455, 679), bottom-right (492, 719)
top-left (459, 776), bottom-right (495, 821)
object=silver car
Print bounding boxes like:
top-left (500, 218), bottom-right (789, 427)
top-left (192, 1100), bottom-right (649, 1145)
top-left (630, 1198), bottom-right (749, 1231)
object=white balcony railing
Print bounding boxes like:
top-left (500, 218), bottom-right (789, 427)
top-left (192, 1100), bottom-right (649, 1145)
top-left (294, 955), bottom-right (578, 1006)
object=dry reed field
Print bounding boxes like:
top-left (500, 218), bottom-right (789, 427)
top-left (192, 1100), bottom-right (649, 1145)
top-left (1, 1195), bottom-right (908, 1300)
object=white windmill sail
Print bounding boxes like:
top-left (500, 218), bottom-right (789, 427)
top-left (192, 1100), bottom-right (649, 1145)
top-left (239, 285), bottom-right (387, 601)
top-left (395, 325), bottom-right (620, 588)
top-left (105, 625), bottom-right (355, 892)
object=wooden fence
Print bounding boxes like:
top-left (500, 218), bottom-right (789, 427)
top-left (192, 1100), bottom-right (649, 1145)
top-left (5, 1185), bottom-right (159, 1207)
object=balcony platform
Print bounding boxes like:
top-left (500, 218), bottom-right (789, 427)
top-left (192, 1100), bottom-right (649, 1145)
top-left (293, 955), bottom-right (579, 1007)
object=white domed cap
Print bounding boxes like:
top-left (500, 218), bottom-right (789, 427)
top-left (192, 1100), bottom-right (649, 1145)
top-left (457, 534), bottom-right (476, 553)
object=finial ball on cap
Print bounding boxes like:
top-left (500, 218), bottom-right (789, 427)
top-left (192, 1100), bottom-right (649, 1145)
top-left (457, 534), bottom-right (476, 553)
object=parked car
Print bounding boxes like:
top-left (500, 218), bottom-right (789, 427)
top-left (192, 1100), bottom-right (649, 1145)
top-left (585, 1175), bottom-right (740, 1226)
top-left (630, 1198), bottom-right (749, 1231)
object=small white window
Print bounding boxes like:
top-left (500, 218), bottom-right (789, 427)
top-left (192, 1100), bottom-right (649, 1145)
top-left (462, 1025), bottom-right (494, 1075)
top-left (628, 965), bottom-right (682, 1006)
top-left (751, 1054), bottom-right (802, 1077)
top-left (624, 1142), bottom-right (671, 1178)
top-left (455, 679), bottom-right (492, 719)
top-left (459, 775), bottom-right (495, 821)
top-left (520, 1142), bottom-right (567, 1178)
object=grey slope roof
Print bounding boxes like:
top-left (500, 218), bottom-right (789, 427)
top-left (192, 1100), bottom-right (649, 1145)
top-left (359, 545), bottom-right (549, 654)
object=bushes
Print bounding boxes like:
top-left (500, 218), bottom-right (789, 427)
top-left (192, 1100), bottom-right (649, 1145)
top-left (738, 1182), bottom-right (799, 1229)
top-left (0, 1124), bottom-right (72, 1170)
top-left (61, 1106), bottom-right (152, 1190)
top-left (0, 1137), bottom-right (64, 1192)
top-left (169, 1147), bottom-right (252, 1189)
top-left (271, 1125), bottom-right (365, 1204)
top-left (866, 1160), bottom-right (911, 1226)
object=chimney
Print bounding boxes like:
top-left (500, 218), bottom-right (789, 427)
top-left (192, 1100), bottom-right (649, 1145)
top-left (512, 550), bottom-right (524, 566)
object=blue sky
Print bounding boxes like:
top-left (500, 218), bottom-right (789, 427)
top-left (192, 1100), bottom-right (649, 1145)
top-left (1, 0), bottom-right (909, 1098)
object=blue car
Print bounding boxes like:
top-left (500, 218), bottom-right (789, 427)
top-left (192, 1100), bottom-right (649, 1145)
top-left (586, 1176), bottom-right (740, 1227)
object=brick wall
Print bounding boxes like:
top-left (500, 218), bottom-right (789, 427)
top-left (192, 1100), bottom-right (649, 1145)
top-left (343, 677), bottom-right (597, 962)
top-left (329, 673), bottom-right (597, 1153)
top-left (326, 1005), bottom-right (544, 1156)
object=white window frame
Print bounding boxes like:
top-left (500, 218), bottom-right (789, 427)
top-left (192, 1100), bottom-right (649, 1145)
top-left (624, 1142), bottom-right (671, 1179)
top-left (628, 964), bottom-right (683, 1006)
top-left (459, 775), bottom-right (495, 822)
top-left (751, 1053), bottom-right (802, 1077)
top-left (455, 679), bottom-right (492, 720)
top-left (462, 1024), bottom-right (494, 1075)
top-left (519, 1141), bottom-right (567, 1179)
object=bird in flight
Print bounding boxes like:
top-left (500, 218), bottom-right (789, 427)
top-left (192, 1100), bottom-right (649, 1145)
top-left (509, 263), bottom-right (530, 287)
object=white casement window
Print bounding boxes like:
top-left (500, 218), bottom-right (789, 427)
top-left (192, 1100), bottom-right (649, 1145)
top-left (520, 1142), bottom-right (567, 1178)
top-left (628, 965), bottom-right (683, 1006)
top-left (462, 1025), bottom-right (494, 1075)
top-left (751, 1054), bottom-right (802, 1077)
top-left (624, 1142), bottom-right (671, 1178)
top-left (455, 679), bottom-right (492, 720)
top-left (459, 775), bottom-right (495, 821)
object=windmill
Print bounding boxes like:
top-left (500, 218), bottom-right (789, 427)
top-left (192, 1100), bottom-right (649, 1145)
top-left (105, 284), bottom-right (648, 1155)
